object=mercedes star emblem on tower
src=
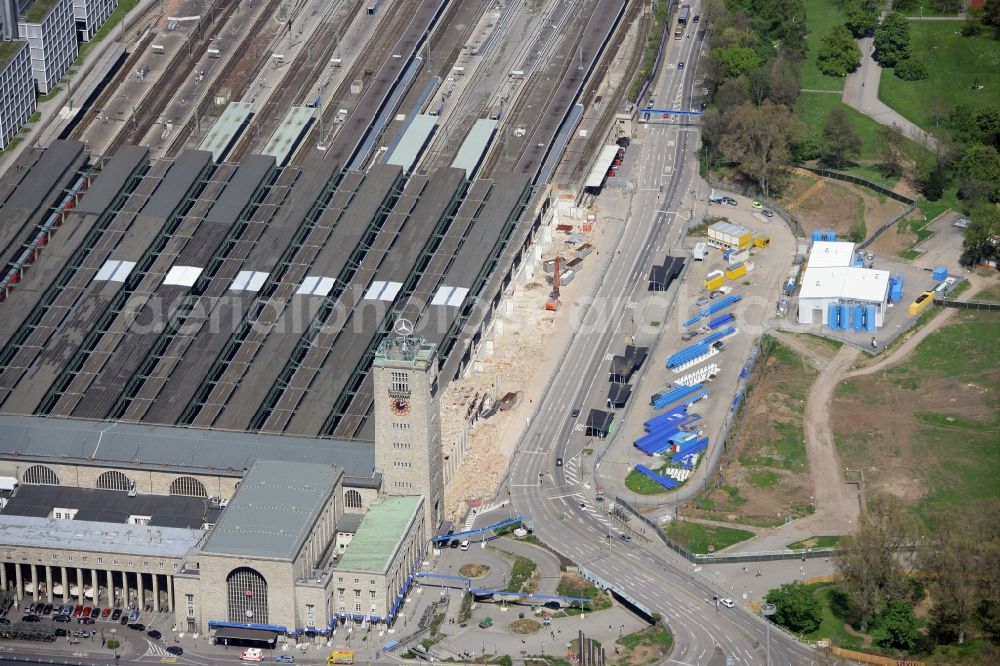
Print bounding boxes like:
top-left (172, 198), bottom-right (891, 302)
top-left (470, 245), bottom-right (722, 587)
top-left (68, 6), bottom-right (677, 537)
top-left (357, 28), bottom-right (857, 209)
top-left (394, 318), bottom-right (414, 336)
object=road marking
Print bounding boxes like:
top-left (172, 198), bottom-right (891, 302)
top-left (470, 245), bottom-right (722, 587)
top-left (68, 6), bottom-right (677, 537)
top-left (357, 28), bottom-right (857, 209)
top-left (547, 492), bottom-right (580, 500)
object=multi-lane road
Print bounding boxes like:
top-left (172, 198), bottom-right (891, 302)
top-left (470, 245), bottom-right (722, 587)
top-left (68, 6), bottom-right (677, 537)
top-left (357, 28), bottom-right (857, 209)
top-left (507, 9), bottom-right (822, 666)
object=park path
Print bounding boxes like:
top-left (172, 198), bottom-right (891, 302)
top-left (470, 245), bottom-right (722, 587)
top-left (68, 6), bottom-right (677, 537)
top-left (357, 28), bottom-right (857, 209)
top-left (841, 1), bottom-right (940, 152)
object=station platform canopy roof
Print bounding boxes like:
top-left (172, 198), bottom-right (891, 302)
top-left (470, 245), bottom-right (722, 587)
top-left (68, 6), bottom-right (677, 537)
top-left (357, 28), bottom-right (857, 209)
top-left (585, 145), bottom-right (620, 188)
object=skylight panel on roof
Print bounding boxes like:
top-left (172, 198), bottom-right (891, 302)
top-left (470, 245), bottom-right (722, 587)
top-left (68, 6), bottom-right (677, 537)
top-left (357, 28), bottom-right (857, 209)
top-left (230, 271), bottom-right (269, 292)
top-left (94, 260), bottom-right (137, 283)
top-left (163, 265), bottom-right (203, 287)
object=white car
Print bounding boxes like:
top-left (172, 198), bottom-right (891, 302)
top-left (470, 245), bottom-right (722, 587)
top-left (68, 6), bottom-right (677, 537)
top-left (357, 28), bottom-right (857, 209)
top-left (720, 597), bottom-right (735, 608)
top-left (241, 648), bottom-right (264, 662)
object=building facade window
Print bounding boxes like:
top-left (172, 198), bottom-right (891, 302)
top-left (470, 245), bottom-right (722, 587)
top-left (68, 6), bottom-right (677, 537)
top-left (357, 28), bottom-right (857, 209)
top-left (169, 476), bottom-right (208, 497)
top-left (393, 442), bottom-right (411, 449)
top-left (369, 591), bottom-right (376, 599)
top-left (186, 594), bottom-right (195, 619)
top-left (354, 603), bottom-right (362, 612)
top-left (52, 508), bottom-right (77, 520)
top-left (393, 461), bottom-right (411, 468)
top-left (23, 465), bottom-right (59, 485)
top-left (392, 422), bottom-right (409, 431)
top-left (344, 490), bottom-right (362, 509)
top-left (96, 471), bottom-right (133, 492)
top-left (390, 371), bottom-right (409, 395)
top-left (226, 567), bottom-right (268, 624)
top-left (97, 558), bottom-right (102, 564)
top-left (305, 604), bottom-right (315, 629)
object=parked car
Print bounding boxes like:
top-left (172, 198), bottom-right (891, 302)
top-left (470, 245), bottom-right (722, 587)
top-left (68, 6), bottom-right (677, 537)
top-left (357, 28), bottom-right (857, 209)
top-left (722, 197), bottom-right (737, 207)
top-left (147, 629), bottom-right (162, 639)
top-left (42, 604), bottom-right (53, 615)
top-left (81, 607), bottom-right (91, 618)
top-left (166, 646), bottom-right (183, 656)
top-left (761, 208), bottom-right (774, 218)
top-left (21, 615), bottom-right (41, 622)
top-left (111, 609), bottom-right (122, 620)
top-left (127, 622), bottom-right (146, 631)
top-left (0, 618), bottom-right (11, 625)
top-left (241, 648), bottom-right (264, 662)
top-left (276, 656), bottom-right (295, 663)
top-left (74, 630), bottom-right (89, 638)
top-left (120, 615), bottom-right (129, 625)
top-left (459, 540), bottom-right (470, 551)
top-left (81, 617), bottom-right (96, 625)
top-left (751, 200), bottom-right (762, 209)
top-left (55, 628), bottom-right (68, 637)
top-left (607, 168), bottom-right (616, 178)
top-left (54, 614), bottom-right (71, 623)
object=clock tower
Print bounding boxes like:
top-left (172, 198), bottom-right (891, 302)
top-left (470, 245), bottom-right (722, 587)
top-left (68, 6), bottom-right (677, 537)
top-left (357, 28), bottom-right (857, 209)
top-left (372, 323), bottom-right (443, 532)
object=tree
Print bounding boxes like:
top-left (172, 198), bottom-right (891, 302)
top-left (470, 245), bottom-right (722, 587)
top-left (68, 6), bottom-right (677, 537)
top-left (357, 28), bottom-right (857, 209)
top-left (986, 0), bottom-right (1000, 37)
top-left (746, 66), bottom-right (771, 105)
top-left (927, 95), bottom-right (951, 128)
top-left (894, 59), bottom-right (928, 81)
top-left (960, 204), bottom-right (1000, 266)
top-left (933, 0), bottom-right (962, 13)
top-left (875, 123), bottom-right (905, 178)
top-left (874, 598), bottom-right (920, 650)
top-left (820, 108), bottom-right (861, 168)
top-left (917, 159), bottom-right (949, 201)
top-left (948, 104), bottom-right (984, 144)
top-left (765, 582), bottom-right (822, 634)
top-left (874, 13), bottom-right (912, 67)
top-left (976, 105), bottom-right (1000, 149)
top-left (957, 143), bottom-right (1000, 201)
top-left (817, 25), bottom-right (862, 77)
top-left (835, 495), bottom-right (917, 631)
top-left (716, 46), bottom-right (765, 77)
top-left (719, 101), bottom-right (802, 196)
top-left (842, 0), bottom-right (881, 37)
top-left (106, 639), bottom-right (120, 650)
top-left (767, 55), bottom-right (800, 107)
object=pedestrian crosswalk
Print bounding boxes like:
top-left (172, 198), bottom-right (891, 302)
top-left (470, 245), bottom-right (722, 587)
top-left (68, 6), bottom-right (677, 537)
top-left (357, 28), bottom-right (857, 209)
top-left (143, 640), bottom-right (169, 658)
top-left (563, 455), bottom-right (580, 485)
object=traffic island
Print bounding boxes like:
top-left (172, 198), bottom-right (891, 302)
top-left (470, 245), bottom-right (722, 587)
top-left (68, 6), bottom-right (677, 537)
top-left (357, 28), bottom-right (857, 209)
top-left (459, 563), bottom-right (491, 578)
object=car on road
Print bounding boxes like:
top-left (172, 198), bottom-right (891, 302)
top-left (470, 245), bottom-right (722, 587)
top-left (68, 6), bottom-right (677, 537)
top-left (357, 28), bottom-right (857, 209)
top-left (276, 655), bottom-right (295, 663)
top-left (55, 628), bottom-right (68, 637)
top-left (166, 646), bottom-right (184, 656)
top-left (111, 609), bottom-right (122, 620)
top-left (721, 598), bottom-right (735, 608)
top-left (677, 61), bottom-right (684, 69)
top-left (761, 208), bottom-right (774, 218)
top-left (147, 629), bottom-right (162, 639)
top-left (578, 501), bottom-right (587, 509)
top-left (555, 457), bottom-right (563, 467)
top-left (570, 408), bottom-right (580, 418)
top-left (74, 630), bottom-right (89, 638)
top-left (241, 648), bottom-right (265, 662)
top-left (459, 540), bottom-right (470, 551)
top-left (128, 622), bottom-right (146, 631)
top-left (54, 614), bottom-right (71, 623)
top-left (693, 14), bottom-right (700, 22)
top-left (619, 533), bottom-right (631, 542)
top-left (751, 200), bottom-right (762, 209)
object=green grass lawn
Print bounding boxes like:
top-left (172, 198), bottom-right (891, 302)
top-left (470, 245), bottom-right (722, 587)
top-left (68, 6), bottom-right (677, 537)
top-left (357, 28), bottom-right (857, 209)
top-left (879, 21), bottom-right (1000, 135)
top-left (617, 623), bottom-right (673, 653)
top-left (796, 94), bottom-right (925, 165)
top-left (506, 556), bottom-right (537, 593)
top-left (893, 0), bottom-right (962, 17)
top-left (625, 462), bottom-right (687, 495)
top-left (666, 520), bottom-right (754, 554)
top-left (801, 582), bottom-right (865, 648)
top-left (801, 0), bottom-right (850, 91)
top-left (787, 535), bottom-right (843, 550)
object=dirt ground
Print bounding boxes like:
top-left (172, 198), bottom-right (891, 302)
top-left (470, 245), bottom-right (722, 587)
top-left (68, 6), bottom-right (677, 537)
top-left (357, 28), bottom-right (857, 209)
top-left (682, 334), bottom-right (840, 528)
top-left (779, 172), bottom-right (913, 254)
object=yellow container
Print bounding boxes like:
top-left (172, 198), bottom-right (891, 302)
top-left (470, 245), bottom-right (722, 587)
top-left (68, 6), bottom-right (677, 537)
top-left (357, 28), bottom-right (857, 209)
top-left (705, 270), bottom-right (725, 291)
top-left (725, 263), bottom-right (747, 280)
top-left (908, 291), bottom-right (935, 316)
top-left (737, 233), bottom-right (752, 249)
top-left (753, 235), bottom-right (770, 248)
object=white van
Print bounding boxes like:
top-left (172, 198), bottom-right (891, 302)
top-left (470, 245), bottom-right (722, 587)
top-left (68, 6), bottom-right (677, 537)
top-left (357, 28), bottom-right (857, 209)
top-left (692, 242), bottom-right (707, 261)
top-left (460, 540), bottom-right (470, 551)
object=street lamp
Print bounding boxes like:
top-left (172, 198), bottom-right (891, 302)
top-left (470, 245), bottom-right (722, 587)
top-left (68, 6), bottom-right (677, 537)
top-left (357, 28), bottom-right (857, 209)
top-left (760, 602), bottom-right (776, 666)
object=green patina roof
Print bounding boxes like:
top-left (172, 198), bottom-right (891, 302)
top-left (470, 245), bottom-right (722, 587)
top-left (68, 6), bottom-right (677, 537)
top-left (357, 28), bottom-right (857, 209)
top-left (25, 0), bottom-right (61, 24)
top-left (337, 496), bottom-right (421, 574)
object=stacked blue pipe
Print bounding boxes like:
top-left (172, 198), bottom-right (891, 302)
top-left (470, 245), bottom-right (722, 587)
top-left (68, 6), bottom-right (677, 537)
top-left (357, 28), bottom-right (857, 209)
top-left (652, 383), bottom-right (704, 410)
top-left (644, 408), bottom-right (688, 429)
top-left (671, 438), bottom-right (708, 462)
top-left (683, 294), bottom-right (743, 327)
top-left (703, 326), bottom-right (736, 346)
top-left (708, 312), bottom-right (735, 329)
top-left (635, 464), bottom-right (679, 490)
top-left (666, 342), bottom-right (710, 368)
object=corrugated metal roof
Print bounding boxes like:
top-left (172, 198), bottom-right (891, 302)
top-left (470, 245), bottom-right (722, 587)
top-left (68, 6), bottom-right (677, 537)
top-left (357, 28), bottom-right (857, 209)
top-left (74, 145), bottom-right (149, 216)
top-left (385, 114), bottom-right (437, 172)
top-left (807, 240), bottom-right (855, 268)
top-left (0, 414), bottom-right (376, 479)
top-left (0, 515), bottom-right (202, 558)
top-left (200, 460), bottom-right (341, 560)
top-left (4, 140), bottom-right (84, 211)
top-left (585, 145), bottom-right (619, 188)
top-left (798, 266), bottom-right (890, 303)
top-left (451, 119), bottom-right (497, 178)
top-left (336, 496), bottom-right (421, 574)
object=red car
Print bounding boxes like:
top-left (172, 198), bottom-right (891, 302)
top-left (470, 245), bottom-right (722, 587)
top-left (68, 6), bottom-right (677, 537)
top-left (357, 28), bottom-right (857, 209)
top-left (82, 607), bottom-right (92, 618)
top-left (72, 606), bottom-right (83, 617)
top-left (607, 169), bottom-right (616, 177)
top-left (101, 608), bottom-right (111, 618)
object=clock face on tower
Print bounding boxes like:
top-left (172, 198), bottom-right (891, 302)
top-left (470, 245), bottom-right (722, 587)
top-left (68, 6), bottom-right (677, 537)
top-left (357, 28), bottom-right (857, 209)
top-left (390, 397), bottom-right (411, 415)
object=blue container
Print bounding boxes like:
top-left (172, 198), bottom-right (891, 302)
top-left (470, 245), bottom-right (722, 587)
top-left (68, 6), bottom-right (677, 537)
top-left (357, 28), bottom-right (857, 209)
top-left (853, 254), bottom-right (865, 267)
top-left (853, 304), bottom-right (864, 332)
top-left (932, 266), bottom-right (948, 281)
top-left (840, 303), bottom-right (850, 329)
top-left (865, 304), bottom-right (877, 331)
top-left (812, 231), bottom-right (822, 241)
top-left (827, 303), bottom-right (839, 329)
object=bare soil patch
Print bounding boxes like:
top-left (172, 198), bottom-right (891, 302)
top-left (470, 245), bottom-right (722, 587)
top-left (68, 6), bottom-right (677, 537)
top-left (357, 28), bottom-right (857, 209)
top-left (459, 563), bottom-right (489, 578)
top-left (682, 336), bottom-right (835, 527)
top-left (508, 619), bottom-right (541, 635)
top-left (783, 178), bottom-right (910, 250)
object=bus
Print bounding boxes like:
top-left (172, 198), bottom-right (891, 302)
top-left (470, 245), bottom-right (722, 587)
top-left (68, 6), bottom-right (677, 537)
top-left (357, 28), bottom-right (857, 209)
top-left (326, 650), bottom-right (354, 665)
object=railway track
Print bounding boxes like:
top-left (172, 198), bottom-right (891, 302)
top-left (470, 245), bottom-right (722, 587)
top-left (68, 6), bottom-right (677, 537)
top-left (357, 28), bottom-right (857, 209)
top-left (228, 0), bottom-right (367, 161)
top-left (99, 0), bottom-right (243, 155)
top-left (161, 0), bottom-right (288, 157)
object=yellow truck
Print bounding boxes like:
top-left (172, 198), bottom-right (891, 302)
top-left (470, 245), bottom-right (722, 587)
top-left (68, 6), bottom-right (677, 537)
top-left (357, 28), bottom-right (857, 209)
top-left (326, 650), bottom-right (354, 664)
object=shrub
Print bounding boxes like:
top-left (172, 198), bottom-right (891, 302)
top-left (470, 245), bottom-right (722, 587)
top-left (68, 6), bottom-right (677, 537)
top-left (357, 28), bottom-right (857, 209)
top-left (894, 59), bottom-right (928, 81)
